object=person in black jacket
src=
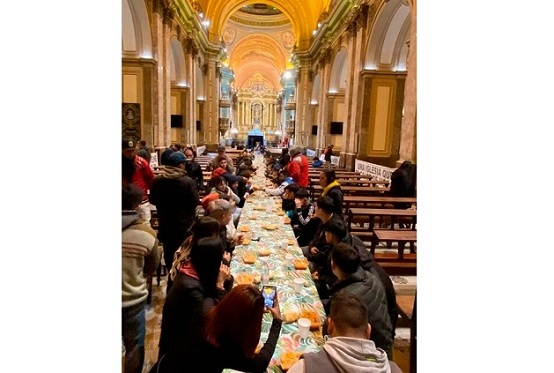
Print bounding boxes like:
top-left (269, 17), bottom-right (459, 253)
top-left (290, 188), bottom-right (319, 247)
top-left (183, 146), bottom-right (204, 192)
top-left (160, 143), bottom-right (181, 166)
top-left (153, 237), bottom-right (230, 373)
top-left (149, 151), bottom-right (198, 281)
top-left (320, 219), bottom-right (398, 336)
top-left (200, 284), bottom-right (283, 373)
top-left (325, 243), bottom-right (394, 359)
top-left (389, 160), bottom-right (416, 209)
top-left (319, 169), bottom-right (343, 216)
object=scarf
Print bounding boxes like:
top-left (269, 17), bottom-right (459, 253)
top-left (322, 180), bottom-right (341, 197)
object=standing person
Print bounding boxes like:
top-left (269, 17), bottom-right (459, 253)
top-left (200, 285), bottom-right (283, 372)
top-left (136, 140), bottom-right (151, 164)
top-left (160, 143), bottom-right (182, 166)
top-left (149, 151), bottom-right (199, 281)
top-left (154, 237), bottom-right (230, 373)
top-left (325, 243), bottom-right (394, 359)
top-left (122, 184), bottom-right (160, 373)
top-left (319, 169), bottom-right (343, 216)
top-left (183, 146), bottom-right (205, 192)
top-left (206, 145), bottom-right (236, 173)
top-left (389, 160), bottom-right (416, 209)
top-left (287, 292), bottom-right (400, 373)
top-left (287, 147), bottom-right (309, 188)
top-left (122, 139), bottom-right (154, 223)
top-left (324, 144), bottom-right (334, 163)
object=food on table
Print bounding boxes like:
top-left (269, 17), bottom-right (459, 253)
top-left (242, 252), bottom-right (257, 264)
top-left (282, 311), bottom-right (300, 323)
top-left (259, 247), bottom-right (271, 256)
top-left (276, 210), bottom-right (284, 216)
top-left (236, 273), bottom-right (255, 285)
top-left (283, 217), bottom-right (291, 224)
top-left (293, 258), bottom-right (308, 270)
top-left (280, 351), bottom-right (302, 371)
top-left (261, 224), bottom-right (278, 230)
top-left (300, 309), bottom-right (321, 330)
top-left (288, 238), bottom-right (296, 245)
top-left (249, 214), bottom-right (258, 220)
top-left (240, 225), bottom-right (250, 232)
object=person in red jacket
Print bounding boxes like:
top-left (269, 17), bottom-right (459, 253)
top-left (122, 139), bottom-right (154, 223)
top-left (286, 147), bottom-right (309, 188)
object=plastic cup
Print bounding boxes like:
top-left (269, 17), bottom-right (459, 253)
top-left (281, 241), bottom-right (288, 250)
top-left (297, 317), bottom-right (311, 339)
top-left (292, 278), bottom-right (304, 293)
top-left (285, 254), bottom-right (294, 268)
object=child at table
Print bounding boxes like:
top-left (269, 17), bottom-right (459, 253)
top-left (290, 188), bottom-right (319, 247)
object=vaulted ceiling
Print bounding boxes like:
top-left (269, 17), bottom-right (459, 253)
top-left (197, 0), bottom-right (332, 94)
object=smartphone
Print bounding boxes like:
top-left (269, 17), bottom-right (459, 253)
top-left (261, 285), bottom-right (277, 308)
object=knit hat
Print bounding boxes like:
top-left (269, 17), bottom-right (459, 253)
top-left (211, 167), bottom-right (228, 179)
top-left (201, 193), bottom-right (220, 211)
top-left (217, 145), bottom-right (226, 152)
top-left (168, 151), bottom-right (187, 166)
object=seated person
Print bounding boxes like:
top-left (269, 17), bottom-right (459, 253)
top-left (323, 243), bottom-right (394, 360)
top-left (265, 169), bottom-right (294, 196)
top-left (281, 183), bottom-right (299, 218)
top-left (200, 285), bottom-right (283, 372)
top-left (290, 188), bottom-right (319, 247)
top-left (311, 156), bottom-right (323, 168)
top-left (288, 292), bottom-right (400, 373)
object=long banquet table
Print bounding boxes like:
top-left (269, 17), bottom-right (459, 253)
top-left (224, 153), bottom-right (326, 373)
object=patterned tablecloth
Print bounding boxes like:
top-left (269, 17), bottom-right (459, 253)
top-left (224, 153), bottom-right (326, 373)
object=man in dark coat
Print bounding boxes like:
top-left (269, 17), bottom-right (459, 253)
top-left (160, 143), bottom-right (182, 166)
top-left (325, 243), bottom-right (394, 359)
top-left (183, 146), bottom-right (204, 192)
top-left (149, 151), bottom-right (198, 279)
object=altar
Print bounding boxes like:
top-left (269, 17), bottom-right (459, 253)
top-left (246, 127), bottom-right (264, 149)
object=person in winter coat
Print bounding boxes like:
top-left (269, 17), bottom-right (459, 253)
top-left (149, 151), bottom-right (198, 281)
top-left (324, 243), bottom-right (394, 359)
top-left (286, 147), bottom-right (309, 188)
top-left (288, 292), bottom-right (402, 373)
top-left (152, 237), bottom-right (230, 373)
top-left (319, 169), bottom-right (343, 216)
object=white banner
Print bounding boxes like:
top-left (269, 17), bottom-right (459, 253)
top-left (354, 159), bottom-right (395, 181)
top-left (330, 155), bottom-right (340, 166)
top-left (306, 149), bottom-right (316, 157)
top-left (196, 145), bottom-right (206, 155)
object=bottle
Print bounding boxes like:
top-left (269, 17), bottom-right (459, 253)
top-left (261, 260), bottom-right (270, 286)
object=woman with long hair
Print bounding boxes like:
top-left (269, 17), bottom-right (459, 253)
top-left (201, 285), bottom-right (283, 372)
top-left (167, 216), bottom-right (221, 290)
top-left (153, 236), bottom-right (230, 373)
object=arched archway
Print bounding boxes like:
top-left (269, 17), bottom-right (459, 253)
top-left (364, 0), bottom-right (411, 71)
top-left (169, 38), bottom-right (186, 85)
top-left (328, 48), bottom-right (348, 93)
top-left (122, 0), bottom-right (152, 59)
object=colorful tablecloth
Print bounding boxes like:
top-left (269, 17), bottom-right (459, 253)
top-left (224, 154), bottom-right (326, 373)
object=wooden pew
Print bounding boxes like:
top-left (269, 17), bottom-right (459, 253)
top-left (312, 184), bottom-right (389, 198)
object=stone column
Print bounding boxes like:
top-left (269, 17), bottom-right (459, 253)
top-left (294, 57), bottom-right (313, 147)
top-left (184, 38), bottom-right (198, 146)
top-left (398, 0), bottom-right (417, 164)
top-left (150, 2), bottom-right (173, 149)
top-left (204, 57), bottom-right (220, 145)
top-left (317, 50), bottom-right (332, 153)
top-left (341, 6), bottom-right (368, 170)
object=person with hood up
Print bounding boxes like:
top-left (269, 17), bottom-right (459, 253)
top-left (149, 151), bottom-right (198, 283)
top-left (287, 292), bottom-right (402, 373)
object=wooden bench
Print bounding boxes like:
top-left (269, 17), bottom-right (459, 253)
top-left (396, 293), bottom-right (417, 373)
top-left (379, 262), bottom-right (416, 276)
top-left (347, 208), bottom-right (417, 232)
top-left (371, 229), bottom-right (417, 259)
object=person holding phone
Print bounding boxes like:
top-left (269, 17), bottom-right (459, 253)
top-left (200, 285), bottom-right (283, 373)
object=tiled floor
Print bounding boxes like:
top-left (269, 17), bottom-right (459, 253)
top-left (141, 250), bottom-right (416, 373)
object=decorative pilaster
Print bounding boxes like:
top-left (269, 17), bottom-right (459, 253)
top-left (205, 57), bottom-right (220, 145)
top-left (398, 0), bottom-right (417, 164)
top-left (294, 57), bottom-right (313, 147)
